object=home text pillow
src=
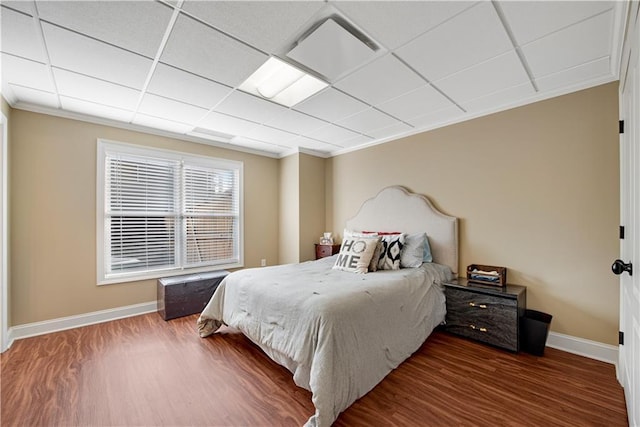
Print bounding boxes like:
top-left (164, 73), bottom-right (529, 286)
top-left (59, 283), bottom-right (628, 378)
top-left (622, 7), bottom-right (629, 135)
top-left (377, 233), bottom-right (406, 270)
top-left (401, 232), bottom-right (427, 268)
top-left (333, 233), bottom-right (380, 274)
top-left (347, 230), bottom-right (382, 272)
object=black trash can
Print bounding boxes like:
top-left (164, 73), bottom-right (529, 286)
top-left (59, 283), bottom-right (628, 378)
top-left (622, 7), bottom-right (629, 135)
top-left (521, 309), bottom-right (553, 356)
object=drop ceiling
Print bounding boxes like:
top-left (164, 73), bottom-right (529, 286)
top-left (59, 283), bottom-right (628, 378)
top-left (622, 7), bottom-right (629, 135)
top-left (0, 1), bottom-right (626, 158)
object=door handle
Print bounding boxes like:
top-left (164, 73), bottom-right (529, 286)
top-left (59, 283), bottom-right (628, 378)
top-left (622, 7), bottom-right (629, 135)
top-left (612, 259), bottom-right (633, 276)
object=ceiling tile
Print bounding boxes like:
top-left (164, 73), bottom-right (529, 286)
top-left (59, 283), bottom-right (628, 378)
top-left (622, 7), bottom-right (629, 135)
top-left (376, 84), bottom-right (454, 122)
top-left (7, 84), bottom-right (58, 107)
top-left (334, 1), bottom-right (476, 50)
top-left (286, 135), bottom-right (342, 152)
top-left (499, 1), bottom-right (613, 45)
top-left (294, 88), bottom-right (368, 123)
top-left (334, 54), bottom-right (425, 105)
top-left (42, 23), bottom-right (152, 89)
top-left (198, 111), bottom-right (261, 136)
top-left (60, 96), bottom-right (134, 123)
top-left (366, 122), bottom-right (414, 140)
top-left (1, 7), bottom-right (46, 62)
top-left (161, 14), bottom-right (267, 87)
top-left (407, 105), bottom-right (465, 129)
top-left (53, 68), bottom-right (140, 111)
top-left (340, 134), bottom-right (375, 148)
top-left (536, 57), bottom-right (611, 92)
top-left (2, 2), bottom-right (35, 15)
top-left (36, 1), bottom-right (173, 58)
top-left (148, 63), bottom-right (232, 109)
top-left (228, 136), bottom-right (289, 154)
top-left (1, 53), bottom-right (54, 92)
top-left (133, 113), bottom-right (194, 134)
top-left (182, 1), bottom-right (324, 53)
top-left (213, 90), bottom-right (288, 124)
top-left (244, 125), bottom-right (297, 145)
top-left (395, 2), bottom-right (512, 81)
top-left (336, 108), bottom-right (400, 134)
top-left (138, 93), bottom-right (209, 125)
top-left (198, 111), bottom-right (296, 145)
top-left (265, 108), bottom-right (327, 135)
top-left (522, 10), bottom-right (613, 78)
top-left (436, 51), bottom-right (530, 103)
top-left (461, 82), bottom-right (535, 113)
top-left (311, 124), bottom-right (361, 144)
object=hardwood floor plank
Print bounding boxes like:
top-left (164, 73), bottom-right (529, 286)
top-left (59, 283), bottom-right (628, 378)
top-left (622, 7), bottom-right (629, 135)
top-left (1, 313), bottom-right (627, 426)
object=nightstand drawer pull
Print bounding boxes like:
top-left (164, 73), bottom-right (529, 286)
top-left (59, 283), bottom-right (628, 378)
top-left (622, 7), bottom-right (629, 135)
top-left (469, 302), bottom-right (487, 309)
top-left (469, 324), bottom-right (487, 332)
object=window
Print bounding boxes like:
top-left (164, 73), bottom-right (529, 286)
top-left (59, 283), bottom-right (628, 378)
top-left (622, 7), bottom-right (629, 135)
top-left (97, 140), bottom-right (243, 284)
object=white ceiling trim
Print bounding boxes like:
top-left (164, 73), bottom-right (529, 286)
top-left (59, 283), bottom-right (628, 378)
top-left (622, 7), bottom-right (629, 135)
top-left (10, 101), bottom-right (282, 158)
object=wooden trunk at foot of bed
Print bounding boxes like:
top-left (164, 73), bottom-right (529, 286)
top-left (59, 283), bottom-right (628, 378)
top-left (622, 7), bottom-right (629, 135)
top-left (157, 271), bottom-right (228, 320)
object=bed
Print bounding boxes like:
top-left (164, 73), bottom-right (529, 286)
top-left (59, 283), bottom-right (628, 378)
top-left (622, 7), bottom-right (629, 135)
top-left (197, 186), bottom-right (458, 426)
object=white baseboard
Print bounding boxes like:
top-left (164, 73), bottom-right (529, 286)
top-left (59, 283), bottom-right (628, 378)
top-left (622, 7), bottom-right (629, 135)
top-left (6, 301), bottom-right (158, 348)
top-left (546, 331), bottom-right (618, 366)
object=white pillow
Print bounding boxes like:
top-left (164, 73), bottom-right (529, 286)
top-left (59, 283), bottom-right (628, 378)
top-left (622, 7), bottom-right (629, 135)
top-left (333, 232), bottom-right (380, 274)
top-left (401, 232), bottom-right (427, 268)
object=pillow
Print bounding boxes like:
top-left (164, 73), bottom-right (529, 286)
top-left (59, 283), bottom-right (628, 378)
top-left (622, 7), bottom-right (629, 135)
top-left (333, 232), bottom-right (380, 274)
top-left (423, 235), bottom-right (433, 263)
top-left (347, 230), bottom-right (381, 272)
top-left (400, 232), bottom-right (427, 268)
top-left (377, 233), bottom-right (406, 270)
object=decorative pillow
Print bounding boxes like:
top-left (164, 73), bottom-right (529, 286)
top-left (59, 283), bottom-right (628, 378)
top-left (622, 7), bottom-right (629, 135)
top-left (400, 232), bottom-right (427, 268)
top-left (351, 230), bottom-right (382, 272)
top-left (423, 235), bottom-right (433, 263)
top-left (368, 240), bottom-right (382, 272)
top-left (333, 232), bottom-right (380, 274)
top-left (377, 233), bottom-right (406, 270)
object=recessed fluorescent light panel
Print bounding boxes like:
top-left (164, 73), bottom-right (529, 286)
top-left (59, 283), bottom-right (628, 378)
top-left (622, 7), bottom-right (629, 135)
top-left (239, 57), bottom-right (328, 107)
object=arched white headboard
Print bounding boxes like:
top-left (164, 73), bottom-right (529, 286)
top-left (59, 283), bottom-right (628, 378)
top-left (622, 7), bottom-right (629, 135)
top-left (345, 186), bottom-right (459, 276)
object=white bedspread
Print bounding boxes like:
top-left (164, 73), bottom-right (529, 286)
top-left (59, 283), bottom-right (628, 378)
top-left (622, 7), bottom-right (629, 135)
top-left (197, 256), bottom-right (450, 427)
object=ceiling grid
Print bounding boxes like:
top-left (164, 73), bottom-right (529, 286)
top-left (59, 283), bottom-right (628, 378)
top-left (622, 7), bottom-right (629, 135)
top-left (0, 0), bottom-right (625, 158)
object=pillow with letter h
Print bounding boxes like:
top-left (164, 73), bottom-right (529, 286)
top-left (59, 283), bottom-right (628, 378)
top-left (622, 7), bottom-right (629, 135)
top-left (333, 233), bottom-right (380, 274)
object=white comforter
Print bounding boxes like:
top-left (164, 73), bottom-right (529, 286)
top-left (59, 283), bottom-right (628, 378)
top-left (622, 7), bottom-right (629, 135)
top-left (197, 256), bottom-right (451, 427)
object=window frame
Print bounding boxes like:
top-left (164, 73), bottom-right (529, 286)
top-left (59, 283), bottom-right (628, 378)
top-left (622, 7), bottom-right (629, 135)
top-left (97, 139), bottom-right (243, 285)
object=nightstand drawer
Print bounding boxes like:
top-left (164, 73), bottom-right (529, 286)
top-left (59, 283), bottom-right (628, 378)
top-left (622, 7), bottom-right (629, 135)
top-left (446, 288), bottom-right (517, 323)
top-left (443, 280), bottom-right (526, 352)
top-left (315, 244), bottom-right (340, 260)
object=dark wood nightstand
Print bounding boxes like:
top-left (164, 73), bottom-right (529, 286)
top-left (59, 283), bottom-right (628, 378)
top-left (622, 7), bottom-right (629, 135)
top-left (442, 278), bottom-right (526, 352)
top-left (315, 243), bottom-right (341, 260)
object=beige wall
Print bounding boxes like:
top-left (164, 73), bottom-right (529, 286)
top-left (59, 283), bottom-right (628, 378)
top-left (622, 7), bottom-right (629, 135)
top-left (279, 153), bottom-right (327, 264)
top-left (10, 110), bottom-right (279, 326)
top-left (1, 96), bottom-right (10, 339)
top-left (279, 153), bottom-right (300, 264)
top-left (328, 82), bottom-right (620, 345)
top-left (299, 153), bottom-right (326, 262)
top-left (1, 96), bottom-right (10, 118)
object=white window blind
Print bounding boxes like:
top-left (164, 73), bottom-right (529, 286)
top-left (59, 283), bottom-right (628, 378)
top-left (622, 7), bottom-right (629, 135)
top-left (97, 140), bottom-right (242, 284)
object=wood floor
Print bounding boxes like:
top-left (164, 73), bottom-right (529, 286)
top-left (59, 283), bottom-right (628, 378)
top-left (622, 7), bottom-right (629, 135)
top-left (1, 313), bottom-right (627, 426)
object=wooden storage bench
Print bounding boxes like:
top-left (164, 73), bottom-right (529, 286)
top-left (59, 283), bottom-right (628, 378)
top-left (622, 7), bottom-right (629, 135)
top-left (157, 270), bottom-right (228, 320)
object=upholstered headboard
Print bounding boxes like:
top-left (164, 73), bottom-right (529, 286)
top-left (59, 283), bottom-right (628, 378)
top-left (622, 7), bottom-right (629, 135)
top-left (344, 186), bottom-right (459, 276)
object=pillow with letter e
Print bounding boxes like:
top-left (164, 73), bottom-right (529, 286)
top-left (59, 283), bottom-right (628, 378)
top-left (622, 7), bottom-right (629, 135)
top-left (333, 234), bottom-right (380, 274)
